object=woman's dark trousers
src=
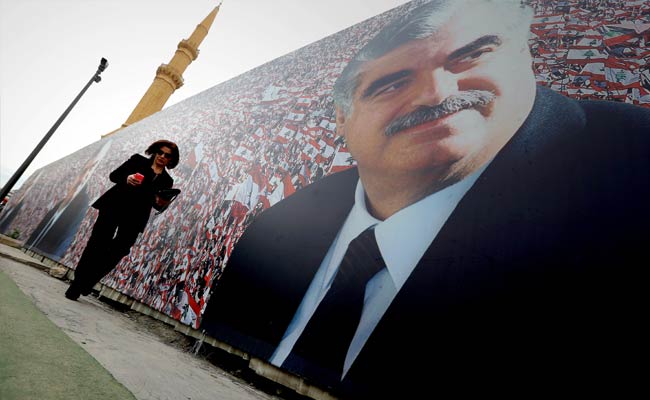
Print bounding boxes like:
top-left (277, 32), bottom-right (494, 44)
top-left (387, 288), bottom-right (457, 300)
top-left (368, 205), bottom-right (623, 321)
top-left (65, 209), bottom-right (139, 300)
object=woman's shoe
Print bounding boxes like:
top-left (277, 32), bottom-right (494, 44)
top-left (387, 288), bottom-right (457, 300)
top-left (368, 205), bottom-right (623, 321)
top-left (65, 286), bottom-right (80, 301)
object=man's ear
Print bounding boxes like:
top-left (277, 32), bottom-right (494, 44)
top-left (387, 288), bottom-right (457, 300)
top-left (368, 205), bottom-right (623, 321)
top-left (335, 106), bottom-right (347, 137)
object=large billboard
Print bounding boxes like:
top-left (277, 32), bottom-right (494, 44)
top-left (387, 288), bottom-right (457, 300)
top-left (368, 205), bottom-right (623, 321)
top-left (1, 0), bottom-right (648, 397)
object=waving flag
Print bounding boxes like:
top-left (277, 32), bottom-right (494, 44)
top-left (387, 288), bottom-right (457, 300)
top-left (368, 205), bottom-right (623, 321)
top-left (329, 148), bottom-right (355, 174)
top-left (605, 67), bottom-right (640, 89)
top-left (566, 49), bottom-right (607, 64)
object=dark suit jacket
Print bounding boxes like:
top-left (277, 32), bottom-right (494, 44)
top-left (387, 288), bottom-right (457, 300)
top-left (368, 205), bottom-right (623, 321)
top-left (93, 154), bottom-right (173, 233)
top-left (201, 87), bottom-right (649, 398)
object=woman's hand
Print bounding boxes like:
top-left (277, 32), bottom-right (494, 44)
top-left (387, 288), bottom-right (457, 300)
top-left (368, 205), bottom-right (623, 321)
top-left (127, 173), bottom-right (144, 187)
top-left (154, 195), bottom-right (171, 209)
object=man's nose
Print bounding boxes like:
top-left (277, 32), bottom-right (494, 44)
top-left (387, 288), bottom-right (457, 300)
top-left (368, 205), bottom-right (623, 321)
top-left (412, 68), bottom-right (459, 107)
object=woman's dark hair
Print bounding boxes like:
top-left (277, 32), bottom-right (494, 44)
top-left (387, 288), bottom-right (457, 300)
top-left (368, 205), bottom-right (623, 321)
top-left (145, 139), bottom-right (180, 169)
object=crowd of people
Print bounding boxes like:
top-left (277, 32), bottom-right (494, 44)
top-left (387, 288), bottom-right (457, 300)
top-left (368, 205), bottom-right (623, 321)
top-left (1, 0), bottom-right (648, 329)
top-left (529, 0), bottom-right (650, 103)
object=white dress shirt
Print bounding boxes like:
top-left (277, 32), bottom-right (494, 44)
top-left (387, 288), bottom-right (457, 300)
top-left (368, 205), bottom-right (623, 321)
top-left (270, 165), bottom-right (487, 378)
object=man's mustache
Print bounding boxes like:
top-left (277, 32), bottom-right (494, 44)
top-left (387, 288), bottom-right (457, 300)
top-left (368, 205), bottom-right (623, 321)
top-left (384, 90), bottom-right (496, 137)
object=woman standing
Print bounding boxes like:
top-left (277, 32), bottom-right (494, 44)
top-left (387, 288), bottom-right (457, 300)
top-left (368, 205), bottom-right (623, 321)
top-left (65, 139), bottom-right (180, 300)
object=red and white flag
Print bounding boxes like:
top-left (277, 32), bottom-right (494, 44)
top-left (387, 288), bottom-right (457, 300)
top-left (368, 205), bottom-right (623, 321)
top-left (531, 14), bottom-right (564, 26)
top-left (605, 67), bottom-right (640, 89)
top-left (268, 181), bottom-right (284, 207)
top-left (282, 174), bottom-right (296, 198)
top-left (274, 124), bottom-right (298, 144)
top-left (566, 49), bottom-right (607, 64)
top-left (187, 142), bottom-right (204, 170)
top-left (231, 143), bottom-right (256, 163)
top-left (329, 148), bottom-right (355, 174)
top-left (580, 63), bottom-right (605, 77)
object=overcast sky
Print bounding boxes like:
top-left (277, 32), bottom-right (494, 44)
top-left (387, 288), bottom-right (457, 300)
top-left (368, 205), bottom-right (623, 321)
top-left (0, 0), bottom-right (410, 190)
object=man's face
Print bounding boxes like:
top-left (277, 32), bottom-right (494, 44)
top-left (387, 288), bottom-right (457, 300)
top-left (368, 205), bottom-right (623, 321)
top-left (336, 3), bottom-right (536, 186)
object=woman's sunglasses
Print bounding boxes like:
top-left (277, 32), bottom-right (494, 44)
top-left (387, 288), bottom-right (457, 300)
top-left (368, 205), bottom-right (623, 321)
top-left (156, 150), bottom-right (173, 159)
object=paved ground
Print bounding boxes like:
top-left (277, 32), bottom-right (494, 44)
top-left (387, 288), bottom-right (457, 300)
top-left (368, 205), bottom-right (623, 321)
top-left (0, 269), bottom-right (136, 400)
top-left (0, 242), bottom-right (293, 400)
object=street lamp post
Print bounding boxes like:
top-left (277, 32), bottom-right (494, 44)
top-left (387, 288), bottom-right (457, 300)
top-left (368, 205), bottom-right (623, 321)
top-left (0, 58), bottom-right (108, 202)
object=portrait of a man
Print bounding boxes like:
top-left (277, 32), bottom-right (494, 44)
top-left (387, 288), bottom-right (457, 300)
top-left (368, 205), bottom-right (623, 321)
top-left (201, 0), bottom-right (649, 397)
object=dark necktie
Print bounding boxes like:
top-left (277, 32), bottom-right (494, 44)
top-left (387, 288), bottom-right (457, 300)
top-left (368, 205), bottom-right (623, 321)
top-left (282, 227), bottom-right (386, 384)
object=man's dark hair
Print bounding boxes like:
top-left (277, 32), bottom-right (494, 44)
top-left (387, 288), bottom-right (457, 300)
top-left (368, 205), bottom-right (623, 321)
top-left (332, 0), bottom-right (533, 116)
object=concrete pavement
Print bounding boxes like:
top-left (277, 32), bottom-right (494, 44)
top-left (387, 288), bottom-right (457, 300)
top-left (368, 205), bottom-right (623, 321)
top-left (0, 268), bottom-right (136, 400)
top-left (0, 239), bottom-right (290, 400)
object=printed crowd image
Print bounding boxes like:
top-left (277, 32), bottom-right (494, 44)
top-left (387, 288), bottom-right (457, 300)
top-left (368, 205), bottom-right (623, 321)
top-left (1, 0), bottom-right (648, 398)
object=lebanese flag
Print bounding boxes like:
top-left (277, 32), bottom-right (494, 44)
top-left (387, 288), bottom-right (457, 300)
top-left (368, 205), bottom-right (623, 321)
top-left (208, 161), bottom-right (219, 182)
top-left (319, 118), bottom-right (337, 132)
top-left (604, 58), bottom-right (638, 70)
top-left (187, 142), bottom-right (204, 170)
top-left (605, 89), bottom-right (629, 101)
top-left (286, 110), bottom-right (306, 122)
top-left (631, 88), bottom-right (650, 104)
top-left (308, 138), bottom-right (322, 151)
top-left (580, 63), bottom-right (605, 78)
top-left (322, 135), bottom-right (336, 148)
top-left (304, 124), bottom-right (324, 136)
top-left (315, 153), bottom-right (329, 164)
top-left (536, 47), bottom-right (555, 57)
top-left (328, 148), bottom-right (355, 174)
top-left (303, 142), bottom-right (319, 159)
top-left (298, 162), bottom-right (311, 187)
top-left (295, 97), bottom-right (314, 107)
top-left (262, 84), bottom-right (286, 102)
top-left (274, 124), bottom-right (298, 144)
top-left (320, 143), bottom-right (335, 159)
top-left (249, 164), bottom-right (269, 203)
top-left (282, 174), bottom-right (296, 198)
top-left (530, 27), bottom-right (550, 39)
top-left (601, 26), bottom-right (637, 47)
top-left (531, 14), bottom-right (564, 26)
top-left (567, 88), bottom-right (596, 96)
top-left (185, 288), bottom-right (201, 328)
top-left (605, 67), bottom-right (640, 89)
top-left (225, 174), bottom-right (255, 208)
top-left (231, 144), bottom-right (254, 162)
top-left (565, 24), bottom-right (591, 32)
top-left (566, 49), bottom-right (607, 64)
top-left (268, 181), bottom-right (284, 207)
top-left (177, 290), bottom-right (199, 328)
top-left (573, 38), bottom-right (602, 48)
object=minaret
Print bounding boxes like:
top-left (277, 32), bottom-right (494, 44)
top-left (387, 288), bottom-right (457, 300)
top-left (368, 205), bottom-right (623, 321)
top-left (103, 4), bottom-right (221, 137)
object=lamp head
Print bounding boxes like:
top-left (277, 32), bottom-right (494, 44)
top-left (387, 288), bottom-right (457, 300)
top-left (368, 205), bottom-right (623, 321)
top-left (98, 58), bottom-right (108, 72)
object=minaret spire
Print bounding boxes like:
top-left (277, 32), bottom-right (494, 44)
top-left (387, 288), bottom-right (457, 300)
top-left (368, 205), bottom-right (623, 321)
top-left (104, 4), bottom-right (221, 136)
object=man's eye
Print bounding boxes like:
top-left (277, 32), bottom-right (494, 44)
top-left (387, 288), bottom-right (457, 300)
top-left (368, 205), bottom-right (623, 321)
top-left (456, 48), bottom-right (492, 64)
top-left (374, 79), bottom-right (408, 96)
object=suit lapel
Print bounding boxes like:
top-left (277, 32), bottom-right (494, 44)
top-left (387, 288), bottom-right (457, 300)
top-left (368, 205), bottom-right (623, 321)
top-left (247, 167), bottom-right (360, 346)
top-left (345, 87), bottom-right (587, 379)
top-left (289, 168), bottom-right (358, 288)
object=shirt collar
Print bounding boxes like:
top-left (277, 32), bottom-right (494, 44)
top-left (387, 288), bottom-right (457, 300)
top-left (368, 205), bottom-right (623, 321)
top-left (344, 164), bottom-right (488, 290)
